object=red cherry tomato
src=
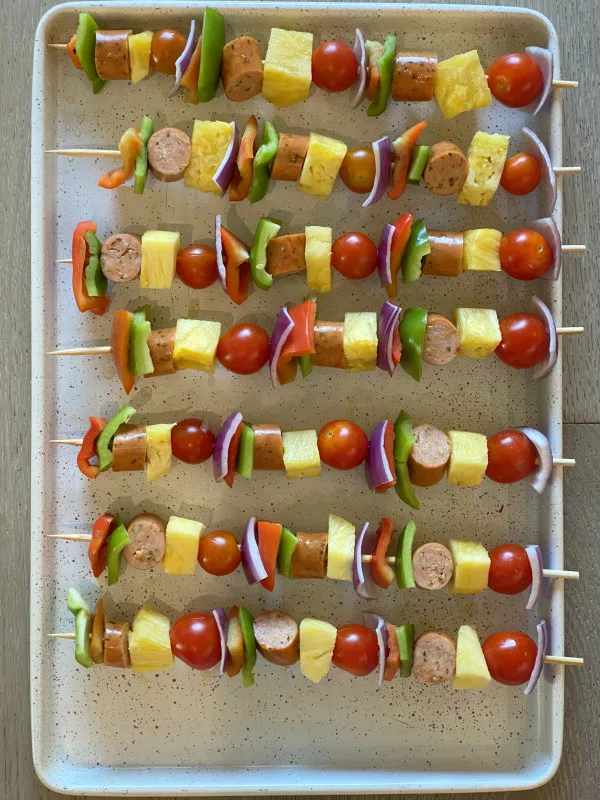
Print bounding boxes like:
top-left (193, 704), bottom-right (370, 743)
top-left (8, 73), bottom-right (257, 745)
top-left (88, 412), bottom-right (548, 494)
top-left (488, 544), bottom-right (533, 595)
top-left (169, 611), bottom-right (222, 670)
top-left (216, 322), bottom-right (270, 375)
top-left (486, 430), bottom-right (538, 484)
top-left (500, 153), bottom-right (542, 195)
top-left (311, 40), bottom-right (358, 93)
top-left (482, 631), bottom-right (537, 685)
top-left (332, 624), bottom-right (379, 677)
top-left (317, 420), bottom-right (369, 470)
top-left (339, 147), bottom-right (376, 194)
top-left (496, 313), bottom-right (549, 369)
top-left (500, 229), bottom-right (553, 280)
top-left (332, 232), bottom-right (378, 280)
top-left (150, 29), bottom-right (187, 75)
top-left (487, 53), bottom-right (544, 108)
top-left (197, 530), bottom-right (241, 576)
top-left (176, 244), bottom-right (219, 289)
top-left (171, 419), bottom-right (215, 464)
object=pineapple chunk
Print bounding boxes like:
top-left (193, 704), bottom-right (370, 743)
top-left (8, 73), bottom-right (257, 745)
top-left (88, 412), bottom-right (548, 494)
top-left (262, 28), bottom-right (313, 107)
top-left (448, 540), bottom-right (491, 594)
top-left (140, 230), bottom-right (180, 289)
top-left (458, 132), bottom-right (510, 206)
top-left (343, 312), bottom-right (378, 372)
top-left (447, 431), bottom-right (488, 487)
top-left (282, 430), bottom-right (321, 479)
top-left (299, 618), bottom-right (337, 683)
top-left (453, 625), bottom-right (492, 689)
top-left (184, 120), bottom-right (235, 193)
top-left (129, 604), bottom-right (174, 673)
top-left (173, 319), bottom-right (221, 372)
top-left (146, 423), bottom-right (175, 482)
top-left (326, 514), bottom-right (355, 581)
top-left (163, 516), bottom-right (205, 576)
top-left (298, 133), bottom-right (347, 199)
top-left (305, 226), bottom-right (332, 292)
top-left (455, 308), bottom-right (501, 359)
top-left (128, 31), bottom-right (153, 84)
top-left (462, 229), bottom-right (502, 272)
top-left (434, 50), bottom-right (493, 119)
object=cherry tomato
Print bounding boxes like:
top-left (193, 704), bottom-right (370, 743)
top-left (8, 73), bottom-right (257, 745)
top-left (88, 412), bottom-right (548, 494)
top-left (488, 544), bottom-right (533, 595)
top-left (332, 624), bottom-right (379, 677)
top-left (482, 631), bottom-right (537, 685)
top-left (486, 430), bottom-right (538, 484)
top-left (171, 419), bottom-right (215, 464)
top-left (317, 420), bottom-right (369, 470)
top-left (339, 147), bottom-right (376, 194)
top-left (500, 229), bottom-right (553, 281)
top-left (311, 40), bottom-right (358, 93)
top-left (487, 53), bottom-right (544, 108)
top-left (496, 313), bottom-right (549, 369)
top-left (176, 244), bottom-right (219, 289)
top-left (197, 531), bottom-right (241, 576)
top-left (332, 232), bottom-right (378, 280)
top-left (217, 322), bottom-right (270, 375)
top-left (500, 153), bottom-right (542, 195)
top-left (170, 611), bottom-right (222, 670)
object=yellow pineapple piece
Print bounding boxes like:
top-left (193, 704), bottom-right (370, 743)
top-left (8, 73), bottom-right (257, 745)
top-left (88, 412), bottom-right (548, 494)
top-left (163, 516), bottom-right (205, 576)
top-left (282, 430), bottom-right (321, 479)
top-left (434, 50), bottom-right (493, 119)
top-left (455, 308), bottom-right (501, 359)
top-left (262, 28), bottom-right (313, 107)
top-left (305, 226), bottom-right (332, 292)
top-left (173, 319), bottom-right (221, 372)
top-left (326, 514), bottom-right (355, 581)
top-left (458, 132), bottom-right (510, 206)
top-left (298, 133), bottom-right (347, 199)
top-left (299, 618), bottom-right (337, 683)
top-left (145, 423), bottom-right (175, 482)
top-left (453, 625), bottom-right (492, 689)
top-left (129, 604), bottom-right (174, 673)
top-left (447, 431), bottom-right (488, 487)
top-left (184, 120), bottom-right (235, 193)
top-left (128, 31), bottom-right (153, 84)
top-left (448, 540), bottom-right (491, 594)
top-left (140, 231), bottom-right (181, 289)
top-left (462, 229), bottom-right (502, 272)
top-left (343, 312), bottom-right (378, 372)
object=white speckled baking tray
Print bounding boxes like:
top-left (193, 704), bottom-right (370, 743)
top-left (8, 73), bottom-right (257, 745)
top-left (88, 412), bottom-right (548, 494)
top-left (31, 2), bottom-right (567, 794)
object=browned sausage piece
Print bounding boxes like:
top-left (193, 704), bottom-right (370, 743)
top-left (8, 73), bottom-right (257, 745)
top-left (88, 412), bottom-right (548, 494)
top-left (111, 425), bottom-right (147, 472)
top-left (412, 631), bottom-right (456, 685)
top-left (423, 313), bottom-right (460, 366)
top-left (147, 328), bottom-right (177, 376)
top-left (253, 424), bottom-right (285, 470)
top-left (253, 610), bottom-right (299, 666)
top-left (313, 321), bottom-right (346, 369)
top-left (421, 231), bottom-right (464, 277)
top-left (412, 543), bottom-right (454, 590)
top-left (266, 234), bottom-right (306, 277)
top-left (391, 52), bottom-right (437, 102)
top-left (408, 424), bottom-right (450, 487)
top-left (147, 128), bottom-right (191, 183)
top-left (123, 513), bottom-right (166, 570)
top-left (100, 233), bottom-right (142, 283)
top-left (94, 31), bottom-right (133, 80)
top-left (221, 36), bottom-right (264, 101)
top-left (290, 532), bottom-right (328, 579)
top-left (423, 141), bottom-right (469, 196)
top-left (271, 133), bottom-right (310, 182)
top-left (103, 620), bottom-right (131, 668)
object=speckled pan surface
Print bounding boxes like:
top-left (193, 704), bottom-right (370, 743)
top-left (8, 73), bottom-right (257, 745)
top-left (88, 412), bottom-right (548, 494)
top-left (31, 2), bottom-right (566, 795)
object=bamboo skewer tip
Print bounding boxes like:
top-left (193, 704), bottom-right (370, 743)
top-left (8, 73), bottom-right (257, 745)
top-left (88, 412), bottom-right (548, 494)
top-left (48, 346), bottom-right (112, 356)
top-left (551, 79), bottom-right (579, 90)
top-left (50, 438), bottom-right (84, 446)
top-left (561, 244), bottom-right (587, 253)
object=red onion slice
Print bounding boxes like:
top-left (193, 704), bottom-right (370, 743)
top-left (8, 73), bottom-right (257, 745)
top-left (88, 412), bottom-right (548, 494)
top-left (530, 217), bottom-right (561, 280)
top-left (366, 420), bottom-right (394, 490)
top-left (241, 516), bottom-right (267, 584)
top-left (353, 522), bottom-right (378, 599)
top-left (377, 223), bottom-right (394, 286)
top-left (350, 28), bottom-right (367, 108)
top-left (215, 215), bottom-right (227, 290)
top-left (213, 411), bottom-right (243, 482)
top-left (362, 136), bottom-right (392, 208)
top-left (524, 620), bottom-right (548, 695)
top-left (525, 47), bottom-right (553, 116)
top-left (213, 122), bottom-right (240, 194)
top-left (525, 545), bottom-right (543, 610)
top-left (530, 295), bottom-right (558, 381)
top-left (377, 301), bottom-right (401, 374)
top-left (517, 427), bottom-right (553, 494)
top-left (522, 127), bottom-right (557, 214)
top-left (170, 20), bottom-right (197, 96)
top-left (212, 607), bottom-right (229, 674)
top-left (363, 612), bottom-right (386, 687)
top-left (268, 305), bottom-right (294, 387)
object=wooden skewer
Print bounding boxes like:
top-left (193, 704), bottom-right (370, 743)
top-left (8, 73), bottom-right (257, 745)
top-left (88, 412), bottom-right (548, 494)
top-left (556, 327), bottom-right (584, 335)
top-left (50, 438), bottom-right (84, 446)
top-left (561, 244), bottom-right (586, 253)
top-left (551, 79), bottom-right (578, 90)
top-left (47, 632), bottom-right (76, 639)
top-left (46, 148), bottom-right (121, 158)
top-left (48, 43), bottom-right (68, 50)
top-left (553, 166), bottom-right (581, 175)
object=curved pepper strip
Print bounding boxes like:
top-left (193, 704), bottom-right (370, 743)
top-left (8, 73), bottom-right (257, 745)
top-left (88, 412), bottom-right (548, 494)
top-left (277, 299), bottom-right (317, 385)
top-left (67, 34), bottom-right (82, 69)
top-left (399, 307), bottom-right (428, 381)
top-left (197, 7), bottom-right (225, 102)
top-left (221, 226), bottom-right (251, 305)
top-left (110, 310), bottom-right (135, 394)
top-left (224, 605), bottom-right (244, 677)
top-left (367, 34), bottom-right (396, 117)
top-left (257, 521), bottom-right (283, 592)
top-left (374, 420), bottom-right (397, 494)
top-left (371, 517), bottom-right (395, 588)
top-left (384, 622), bottom-right (400, 681)
top-left (230, 115), bottom-right (258, 201)
top-left (386, 214), bottom-right (413, 299)
top-left (387, 121), bottom-right (428, 200)
top-left (76, 416), bottom-right (107, 479)
top-left (72, 222), bottom-right (111, 315)
top-left (181, 39), bottom-right (202, 99)
top-left (224, 421), bottom-right (244, 488)
top-left (88, 513), bottom-right (116, 577)
top-left (98, 128), bottom-right (143, 190)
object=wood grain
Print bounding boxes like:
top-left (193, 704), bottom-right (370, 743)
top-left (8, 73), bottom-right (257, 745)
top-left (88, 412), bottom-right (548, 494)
top-left (2, 0), bottom-right (597, 797)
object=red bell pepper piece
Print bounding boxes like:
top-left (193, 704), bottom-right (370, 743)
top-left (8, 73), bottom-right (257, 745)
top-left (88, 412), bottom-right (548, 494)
top-left (72, 221), bottom-right (111, 315)
top-left (374, 420), bottom-right (397, 494)
top-left (386, 213), bottom-right (413, 300)
top-left (371, 517), bottom-right (395, 588)
top-left (387, 121), bottom-right (428, 201)
top-left (257, 521), bottom-right (283, 591)
top-left (220, 225), bottom-right (251, 305)
top-left (67, 34), bottom-right (83, 70)
top-left (230, 115), bottom-right (259, 202)
top-left (224, 605), bottom-right (245, 676)
top-left (110, 310), bottom-right (135, 394)
top-left (88, 512), bottom-right (116, 577)
top-left (224, 421), bottom-right (244, 488)
top-left (383, 622), bottom-right (400, 681)
top-left (76, 416), bottom-right (107, 479)
top-left (277, 299), bottom-right (317, 385)
top-left (98, 128), bottom-right (143, 190)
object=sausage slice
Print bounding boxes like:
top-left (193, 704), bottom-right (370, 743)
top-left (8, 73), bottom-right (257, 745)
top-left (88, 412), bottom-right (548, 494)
top-left (253, 610), bottom-right (299, 666)
top-left (221, 36), bottom-right (264, 101)
top-left (290, 532), bottom-right (328, 579)
top-left (104, 620), bottom-right (131, 668)
top-left (412, 631), bottom-right (456, 684)
top-left (123, 512), bottom-right (166, 570)
top-left (111, 424), bottom-right (147, 472)
top-left (408, 424), bottom-right (450, 487)
top-left (253, 424), bottom-right (285, 470)
top-left (266, 234), bottom-right (307, 276)
top-left (423, 141), bottom-right (469, 196)
top-left (392, 52), bottom-right (437, 101)
top-left (313, 321), bottom-right (346, 369)
top-left (421, 231), bottom-right (464, 277)
top-left (423, 313), bottom-right (460, 366)
top-left (95, 30), bottom-right (132, 80)
top-left (271, 133), bottom-right (310, 181)
top-left (147, 328), bottom-right (177, 376)
top-left (147, 128), bottom-right (191, 183)
top-left (412, 543), bottom-right (454, 590)
top-left (100, 233), bottom-right (142, 283)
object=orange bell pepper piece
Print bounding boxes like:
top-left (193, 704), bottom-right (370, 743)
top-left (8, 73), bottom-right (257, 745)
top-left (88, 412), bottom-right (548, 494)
top-left (374, 421), bottom-right (397, 494)
top-left (88, 513), bottom-right (116, 577)
top-left (220, 225), bottom-right (251, 305)
top-left (225, 605), bottom-right (245, 676)
top-left (110, 310), bottom-right (135, 394)
top-left (365, 42), bottom-right (383, 101)
top-left (230, 115), bottom-right (259, 202)
top-left (98, 128), bottom-right (143, 190)
top-left (383, 622), bottom-right (400, 681)
top-left (371, 517), bottom-right (395, 588)
top-left (387, 121), bottom-right (428, 200)
top-left (257, 521), bottom-right (283, 591)
top-left (67, 34), bottom-right (83, 70)
top-left (77, 416), bottom-right (107, 479)
top-left (72, 221), bottom-right (111, 315)
top-left (386, 213), bottom-right (413, 299)
top-left (277, 299), bottom-right (317, 385)
top-left (181, 39), bottom-right (202, 91)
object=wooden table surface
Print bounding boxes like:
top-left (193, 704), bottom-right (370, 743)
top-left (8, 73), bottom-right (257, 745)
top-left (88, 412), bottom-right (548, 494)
top-left (3, 0), bottom-right (598, 797)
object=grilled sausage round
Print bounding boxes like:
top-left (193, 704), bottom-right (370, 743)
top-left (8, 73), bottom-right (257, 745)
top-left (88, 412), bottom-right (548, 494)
top-left (103, 620), bottom-right (131, 668)
top-left (147, 328), bottom-right (177, 376)
top-left (313, 321), bottom-right (346, 369)
top-left (266, 233), bottom-right (307, 276)
top-left (412, 631), bottom-right (456, 684)
top-left (94, 30), bottom-right (133, 80)
top-left (421, 231), bottom-right (464, 277)
top-left (423, 313), bottom-right (460, 366)
top-left (412, 543), bottom-right (454, 590)
top-left (271, 133), bottom-right (310, 181)
top-left (123, 513), bottom-right (166, 570)
top-left (111, 425), bottom-right (148, 472)
top-left (253, 610), bottom-right (299, 666)
top-left (290, 532), bottom-right (328, 579)
top-left (408, 424), bottom-right (451, 487)
top-left (253, 424), bottom-right (285, 470)
top-left (423, 141), bottom-right (469, 196)
top-left (147, 127), bottom-right (191, 182)
top-left (221, 36), bottom-right (264, 101)
top-left (391, 52), bottom-right (437, 101)
top-left (100, 233), bottom-right (142, 283)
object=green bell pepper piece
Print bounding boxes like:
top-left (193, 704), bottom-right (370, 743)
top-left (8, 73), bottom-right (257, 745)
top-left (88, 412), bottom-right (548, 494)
top-left (134, 116), bottom-right (155, 195)
top-left (75, 13), bottom-right (106, 94)
top-left (106, 518), bottom-right (131, 586)
top-left (129, 307), bottom-right (153, 376)
top-left (407, 145), bottom-right (430, 185)
top-left (396, 624), bottom-right (414, 678)
top-left (394, 411), bottom-right (416, 463)
top-left (67, 587), bottom-right (91, 616)
top-left (236, 424), bottom-right (255, 479)
top-left (299, 354), bottom-right (313, 379)
top-left (85, 230), bottom-right (101, 257)
top-left (197, 8), bottom-right (225, 102)
top-left (248, 122), bottom-right (279, 204)
top-left (277, 526), bottom-right (298, 577)
top-left (395, 462), bottom-right (421, 510)
top-left (83, 230), bottom-right (107, 297)
top-left (74, 609), bottom-right (94, 668)
top-left (238, 606), bottom-right (257, 687)
top-left (401, 220), bottom-right (431, 284)
top-left (399, 306), bottom-right (428, 382)
top-left (96, 404), bottom-right (137, 472)
top-left (367, 34), bottom-right (396, 117)
top-left (395, 520), bottom-right (416, 589)
top-left (250, 217), bottom-right (282, 289)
